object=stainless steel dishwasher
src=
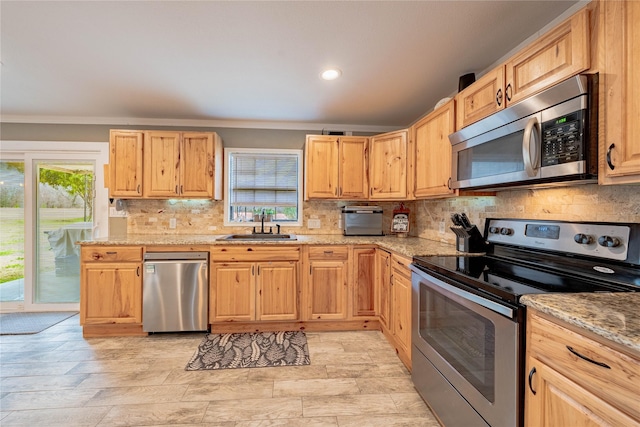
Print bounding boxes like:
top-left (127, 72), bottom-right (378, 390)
top-left (142, 252), bottom-right (209, 333)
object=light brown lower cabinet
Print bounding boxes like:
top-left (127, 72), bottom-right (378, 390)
top-left (304, 246), bottom-right (349, 320)
top-left (379, 253), bottom-right (412, 370)
top-left (376, 249), bottom-right (391, 329)
top-left (210, 261), bottom-right (298, 322)
top-left (525, 310), bottom-right (640, 426)
top-left (80, 246), bottom-right (144, 337)
top-left (352, 246), bottom-right (377, 318)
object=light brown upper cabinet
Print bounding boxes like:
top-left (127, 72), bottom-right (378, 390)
top-left (304, 135), bottom-right (368, 200)
top-left (369, 130), bottom-right (408, 200)
top-left (108, 130), bottom-right (144, 198)
top-left (599, 0), bottom-right (640, 185)
top-left (144, 131), bottom-right (223, 199)
top-left (412, 99), bottom-right (457, 199)
top-left (456, 8), bottom-right (590, 130)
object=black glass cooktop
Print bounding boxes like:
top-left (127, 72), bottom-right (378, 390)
top-left (412, 252), bottom-right (637, 305)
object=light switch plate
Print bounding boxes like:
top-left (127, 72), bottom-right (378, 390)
top-left (169, 218), bottom-right (177, 229)
top-left (308, 219), bottom-right (321, 229)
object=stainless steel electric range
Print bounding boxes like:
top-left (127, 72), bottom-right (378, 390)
top-left (410, 218), bottom-right (640, 427)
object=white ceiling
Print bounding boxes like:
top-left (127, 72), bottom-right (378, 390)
top-left (1, 1), bottom-right (581, 132)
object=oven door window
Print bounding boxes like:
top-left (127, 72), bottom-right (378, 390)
top-left (419, 283), bottom-right (495, 402)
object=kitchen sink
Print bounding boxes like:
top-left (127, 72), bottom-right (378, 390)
top-left (217, 234), bottom-right (297, 241)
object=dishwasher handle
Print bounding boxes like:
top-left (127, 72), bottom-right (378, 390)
top-left (143, 252), bottom-right (208, 261)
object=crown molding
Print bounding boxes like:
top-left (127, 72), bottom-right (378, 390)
top-left (0, 115), bottom-right (401, 133)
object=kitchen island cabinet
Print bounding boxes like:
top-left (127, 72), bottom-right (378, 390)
top-left (525, 309), bottom-right (640, 426)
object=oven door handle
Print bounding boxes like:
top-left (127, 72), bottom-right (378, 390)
top-left (411, 265), bottom-right (515, 318)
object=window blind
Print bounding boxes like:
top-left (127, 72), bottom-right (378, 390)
top-left (229, 152), bottom-right (298, 207)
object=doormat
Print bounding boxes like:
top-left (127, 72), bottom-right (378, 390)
top-left (186, 331), bottom-right (310, 370)
top-left (0, 311), bottom-right (77, 335)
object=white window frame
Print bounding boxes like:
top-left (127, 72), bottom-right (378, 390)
top-left (223, 148), bottom-right (303, 227)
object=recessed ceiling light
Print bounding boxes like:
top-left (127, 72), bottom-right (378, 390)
top-left (321, 68), bottom-right (342, 81)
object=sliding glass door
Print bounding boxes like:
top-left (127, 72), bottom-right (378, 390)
top-left (0, 142), bottom-right (109, 312)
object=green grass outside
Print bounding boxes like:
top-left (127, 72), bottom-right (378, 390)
top-left (0, 216), bottom-right (85, 284)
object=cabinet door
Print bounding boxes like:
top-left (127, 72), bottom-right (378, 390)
top-left (376, 249), bottom-right (391, 329)
top-left (109, 130), bottom-right (144, 197)
top-left (257, 261), bottom-right (298, 321)
top-left (505, 8), bottom-right (589, 106)
top-left (144, 131), bottom-right (181, 197)
top-left (369, 130), bottom-right (408, 200)
top-left (455, 66), bottom-right (505, 130)
top-left (526, 357), bottom-right (638, 427)
top-left (339, 137), bottom-right (369, 199)
top-left (307, 260), bottom-right (348, 320)
top-left (80, 262), bottom-right (142, 325)
top-left (352, 247), bottom-right (376, 317)
top-left (180, 132), bottom-right (214, 198)
top-left (413, 99), bottom-right (456, 198)
top-left (211, 262), bottom-right (255, 322)
top-left (305, 136), bottom-right (339, 199)
top-left (600, 0), bottom-right (640, 184)
top-left (391, 268), bottom-right (411, 354)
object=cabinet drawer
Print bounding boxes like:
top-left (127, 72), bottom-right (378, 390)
top-left (210, 245), bottom-right (300, 261)
top-left (308, 246), bottom-right (349, 260)
top-left (529, 312), bottom-right (640, 420)
top-left (81, 246), bottom-right (143, 262)
top-left (390, 254), bottom-right (412, 278)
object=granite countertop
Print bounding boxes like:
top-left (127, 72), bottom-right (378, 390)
top-left (521, 293), bottom-right (640, 355)
top-left (78, 234), bottom-right (461, 258)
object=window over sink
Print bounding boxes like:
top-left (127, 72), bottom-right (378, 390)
top-left (224, 148), bottom-right (303, 227)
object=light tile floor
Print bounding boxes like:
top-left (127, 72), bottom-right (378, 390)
top-left (0, 316), bottom-right (441, 426)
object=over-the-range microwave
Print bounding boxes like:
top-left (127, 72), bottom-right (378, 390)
top-left (449, 74), bottom-right (598, 191)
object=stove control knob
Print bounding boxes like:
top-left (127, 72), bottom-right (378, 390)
top-left (500, 227), bottom-right (513, 236)
top-left (598, 235), bottom-right (621, 248)
top-left (573, 233), bottom-right (594, 245)
top-left (489, 226), bottom-right (500, 234)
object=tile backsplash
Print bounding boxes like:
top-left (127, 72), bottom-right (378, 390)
top-left (119, 184), bottom-right (639, 246)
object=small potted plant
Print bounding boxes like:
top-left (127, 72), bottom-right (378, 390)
top-left (264, 208), bottom-right (275, 222)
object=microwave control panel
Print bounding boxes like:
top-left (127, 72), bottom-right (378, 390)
top-left (541, 110), bottom-right (585, 167)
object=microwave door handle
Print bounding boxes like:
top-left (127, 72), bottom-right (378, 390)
top-left (523, 117), bottom-right (541, 177)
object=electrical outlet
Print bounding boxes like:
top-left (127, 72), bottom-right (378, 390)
top-left (169, 218), bottom-right (177, 229)
top-left (439, 221), bottom-right (446, 234)
top-left (308, 219), bottom-right (321, 229)
top-left (109, 207), bottom-right (126, 217)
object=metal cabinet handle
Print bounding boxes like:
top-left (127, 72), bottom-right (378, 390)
top-left (136, 184), bottom-right (141, 194)
top-left (496, 88), bottom-right (503, 106)
top-left (106, 251), bottom-right (117, 255)
top-left (523, 117), bottom-right (540, 177)
top-left (180, 185), bottom-right (183, 194)
top-left (447, 177), bottom-right (451, 190)
top-left (606, 143), bottom-right (616, 170)
top-left (566, 346), bottom-right (611, 369)
top-left (324, 251), bottom-right (334, 255)
top-left (505, 83), bottom-right (512, 102)
top-left (175, 185), bottom-right (179, 194)
top-left (136, 266), bottom-right (140, 277)
top-left (252, 265), bottom-right (255, 275)
top-left (335, 187), bottom-right (337, 196)
top-left (528, 367), bottom-right (537, 395)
